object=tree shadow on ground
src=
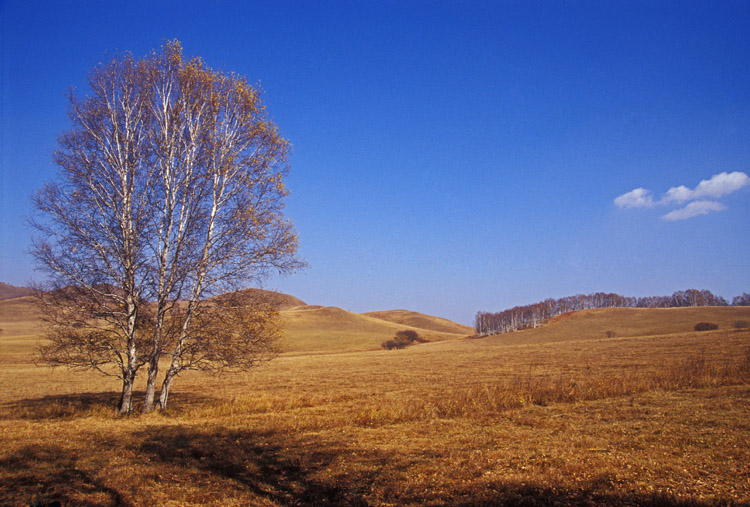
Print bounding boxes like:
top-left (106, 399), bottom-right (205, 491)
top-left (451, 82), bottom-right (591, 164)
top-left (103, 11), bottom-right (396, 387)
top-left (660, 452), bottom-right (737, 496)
top-left (3, 390), bottom-right (218, 420)
top-left (409, 482), bottom-right (726, 507)
top-left (134, 424), bottom-right (372, 506)
top-left (122, 425), bottom-right (738, 506)
top-left (0, 444), bottom-right (131, 506)
top-left (0, 420), bottom-right (737, 506)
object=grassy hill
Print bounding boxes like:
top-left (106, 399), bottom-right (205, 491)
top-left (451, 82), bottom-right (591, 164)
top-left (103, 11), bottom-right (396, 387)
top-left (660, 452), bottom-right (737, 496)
top-left (279, 305), bottom-right (470, 353)
top-left (3, 290), bottom-right (747, 354)
top-left (231, 288), bottom-right (307, 310)
top-left (0, 282), bottom-right (34, 301)
top-left (480, 306), bottom-right (750, 345)
top-left (1, 293), bottom-right (749, 505)
top-left (0, 296), bottom-right (43, 360)
top-left (0, 289), bottom-right (472, 355)
top-left (362, 309), bottom-right (474, 335)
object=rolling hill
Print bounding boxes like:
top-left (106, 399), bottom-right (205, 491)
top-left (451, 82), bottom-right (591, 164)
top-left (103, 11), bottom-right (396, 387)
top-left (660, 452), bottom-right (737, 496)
top-left (279, 305), bottom-right (470, 353)
top-left (1, 283), bottom-right (748, 506)
top-left (477, 306), bottom-right (750, 345)
top-left (0, 282), bottom-right (34, 301)
top-left (229, 287), bottom-right (308, 310)
top-left (363, 309), bottom-right (473, 336)
top-left (0, 285), bottom-right (472, 354)
top-left (2, 282), bottom-right (747, 354)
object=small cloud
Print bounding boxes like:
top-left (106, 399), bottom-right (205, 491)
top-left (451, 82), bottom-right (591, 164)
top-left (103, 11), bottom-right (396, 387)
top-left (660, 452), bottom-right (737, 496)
top-left (614, 187), bottom-right (654, 208)
top-left (616, 171), bottom-right (749, 221)
top-left (662, 171), bottom-right (750, 203)
top-left (661, 200), bottom-right (727, 221)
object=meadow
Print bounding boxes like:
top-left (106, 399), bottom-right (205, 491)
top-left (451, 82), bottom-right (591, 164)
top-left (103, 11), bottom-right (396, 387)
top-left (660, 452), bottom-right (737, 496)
top-left (1, 295), bottom-right (749, 506)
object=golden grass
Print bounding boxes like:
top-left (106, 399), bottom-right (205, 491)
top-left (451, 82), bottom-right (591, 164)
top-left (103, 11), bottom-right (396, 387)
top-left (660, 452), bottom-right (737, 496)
top-left (362, 309), bottom-right (474, 335)
top-left (1, 300), bottom-right (749, 505)
top-left (278, 305), bottom-right (468, 353)
top-left (504, 306), bottom-right (750, 344)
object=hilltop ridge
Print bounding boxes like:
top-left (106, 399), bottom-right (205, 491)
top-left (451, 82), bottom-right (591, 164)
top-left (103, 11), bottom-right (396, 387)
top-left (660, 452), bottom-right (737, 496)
top-left (0, 282), bottom-right (471, 354)
top-left (363, 309), bottom-right (473, 336)
top-left (479, 306), bottom-right (750, 345)
top-left (0, 282), bottom-right (34, 301)
top-left (279, 305), bottom-right (470, 353)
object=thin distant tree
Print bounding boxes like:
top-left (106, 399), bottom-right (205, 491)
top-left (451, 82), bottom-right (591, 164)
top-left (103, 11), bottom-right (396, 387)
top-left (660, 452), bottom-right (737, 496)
top-left (30, 41), bottom-right (303, 414)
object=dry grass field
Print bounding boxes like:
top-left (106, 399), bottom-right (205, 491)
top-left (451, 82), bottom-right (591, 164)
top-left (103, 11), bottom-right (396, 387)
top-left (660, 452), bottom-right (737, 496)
top-left (1, 294), bottom-right (749, 506)
top-left (278, 305), bottom-right (472, 353)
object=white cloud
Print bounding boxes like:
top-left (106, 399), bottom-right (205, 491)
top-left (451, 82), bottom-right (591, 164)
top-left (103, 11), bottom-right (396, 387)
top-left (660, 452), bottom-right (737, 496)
top-left (661, 200), bottom-right (727, 221)
top-left (614, 187), bottom-right (654, 208)
top-left (616, 171), bottom-right (749, 221)
top-left (662, 185), bottom-right (693, 203)
top-left (662, 171), bottom-right (750, 203)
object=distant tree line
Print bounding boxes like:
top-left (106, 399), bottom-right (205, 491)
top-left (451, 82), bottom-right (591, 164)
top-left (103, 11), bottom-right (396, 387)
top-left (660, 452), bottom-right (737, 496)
top-left (475, 290), bottom-right (750, 336)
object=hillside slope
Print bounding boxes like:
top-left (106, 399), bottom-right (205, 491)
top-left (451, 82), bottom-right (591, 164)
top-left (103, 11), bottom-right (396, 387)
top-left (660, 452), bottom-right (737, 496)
top-left (482, 306), bottom-right (750, 345)
top-left (0, 283), bottom-right (34, 301)
top-left (363, 309), bottom-right (473, 335)
top-left (230, 288), bottom-right (307, 310)
top-left (279, 305), bottom-right (468, 353)
top-left (0, 288), bottom-right (470, 355)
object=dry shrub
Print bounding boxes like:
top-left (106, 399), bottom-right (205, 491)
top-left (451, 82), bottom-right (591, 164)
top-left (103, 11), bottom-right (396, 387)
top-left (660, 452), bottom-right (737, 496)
top-left (694, 322), bottom-right (719, 331)
top-left (381, 339), bottom-right (409, 350)
top-left (382, 330), bottom-right (420, 350)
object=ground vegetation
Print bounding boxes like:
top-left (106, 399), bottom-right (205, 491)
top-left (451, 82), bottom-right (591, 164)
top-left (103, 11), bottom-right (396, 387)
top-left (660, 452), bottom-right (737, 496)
top-left (1, 302), bottom-right (749, 505)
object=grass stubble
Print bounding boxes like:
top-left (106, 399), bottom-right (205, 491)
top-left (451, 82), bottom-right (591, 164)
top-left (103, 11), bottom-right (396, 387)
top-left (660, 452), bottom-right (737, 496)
top-left (1, 308), bottom-right (749, 506)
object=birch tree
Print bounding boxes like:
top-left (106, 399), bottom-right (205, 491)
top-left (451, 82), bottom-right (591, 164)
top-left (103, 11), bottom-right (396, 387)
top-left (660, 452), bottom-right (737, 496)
top-left (31, 52), bottom-right (153, 414)
top-left (141, 44), bottom-right (301, 411)
top-left (30, 41), bottom-right (302, 414)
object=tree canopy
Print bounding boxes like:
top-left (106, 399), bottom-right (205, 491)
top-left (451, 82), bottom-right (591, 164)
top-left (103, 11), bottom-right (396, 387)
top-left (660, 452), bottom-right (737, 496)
top-left (31, 41), bottom-right (303, 414)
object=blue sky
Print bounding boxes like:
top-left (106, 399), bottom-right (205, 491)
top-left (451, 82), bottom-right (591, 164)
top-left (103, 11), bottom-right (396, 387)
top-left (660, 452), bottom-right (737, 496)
top-left (1, 1), bottom-right (749, 324)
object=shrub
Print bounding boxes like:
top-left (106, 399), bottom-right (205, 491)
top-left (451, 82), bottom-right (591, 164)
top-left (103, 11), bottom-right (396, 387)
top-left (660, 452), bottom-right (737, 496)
top-left (734, 320), bottom-right (749, 329)
top-left (381, 339), bottom-right (408, 350)
top-left (382, 329), bottom-right (421, 350)
top-left (605, 330), bottom-right (616, 338)
top-left (694, 322), bottom-right (719, 332)
top-left (394, 329), bottom-right (419, 342)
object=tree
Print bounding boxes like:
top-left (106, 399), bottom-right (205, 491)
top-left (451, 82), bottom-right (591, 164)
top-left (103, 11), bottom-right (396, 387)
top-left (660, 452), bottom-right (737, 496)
top-left (30, 41), bottom-right (302, 414)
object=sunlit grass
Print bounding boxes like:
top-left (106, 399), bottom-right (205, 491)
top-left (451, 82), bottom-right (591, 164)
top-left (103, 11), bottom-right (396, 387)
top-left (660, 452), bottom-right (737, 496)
top-left (1, 302), bottom-right (749, 505)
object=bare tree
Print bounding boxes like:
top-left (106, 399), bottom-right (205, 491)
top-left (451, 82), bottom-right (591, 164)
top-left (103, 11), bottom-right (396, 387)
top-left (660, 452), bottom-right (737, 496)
top-left (143, 43), bottom-right (302, 410)
top-left (155, 290), bottom-right (281, 409)
top-left (30, 41), bottom-right (302, 414)
top-left (31, 52), bottom-right (153, 414)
